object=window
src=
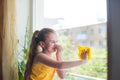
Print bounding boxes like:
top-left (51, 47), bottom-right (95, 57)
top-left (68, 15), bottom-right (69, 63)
top-left (90, 40), bottom-right (94, 47)
top-left (33, 0), bottom-right (107, 79)
top-left (90, 29), bottom-right (94, 34)
top-left (99, 25), bottom-right (107, 35)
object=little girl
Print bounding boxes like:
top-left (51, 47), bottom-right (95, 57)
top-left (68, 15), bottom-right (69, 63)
top-left (24, 28), bottom-right (88, 80)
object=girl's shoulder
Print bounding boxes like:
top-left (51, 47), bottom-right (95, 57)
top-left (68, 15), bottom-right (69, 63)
top-left (35, 52), bottom-right (45, 59)
top-left (33, 53), bottom-right (44, 64)
top-left (33, 53), bottom-right (50, 63)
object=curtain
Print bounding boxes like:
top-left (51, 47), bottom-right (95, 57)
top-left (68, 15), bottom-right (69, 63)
top-left (0, 0), bottom-right (3, 79)
top-left (0, 0), bottom-right (18, 80)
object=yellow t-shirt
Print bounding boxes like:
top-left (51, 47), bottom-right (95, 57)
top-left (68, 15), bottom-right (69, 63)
top-left (30, 63), bottom-right (55, 80)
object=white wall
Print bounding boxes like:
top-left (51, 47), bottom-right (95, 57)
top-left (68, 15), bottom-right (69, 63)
top-left (16, 0), bottom-right (33, 60)
top-left (16, 0), bottom-right (32, 41)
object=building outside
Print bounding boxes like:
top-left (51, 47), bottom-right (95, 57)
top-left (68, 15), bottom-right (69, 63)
top-left (57, 22), bottom-right (107, 49)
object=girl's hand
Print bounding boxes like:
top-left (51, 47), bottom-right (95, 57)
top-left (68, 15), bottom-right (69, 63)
top-left (54, 44), bottom-right (62, 54)
top-left (54, 44), bottom-right (63, 60)
top-left (81, 50), bottom-right (88, 62)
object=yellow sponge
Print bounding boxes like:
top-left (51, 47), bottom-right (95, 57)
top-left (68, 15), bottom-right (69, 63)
top-left (76, 46), bottom-right (92, 60)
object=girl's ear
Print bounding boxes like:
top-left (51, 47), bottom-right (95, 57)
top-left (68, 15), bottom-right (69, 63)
top-left (38, 41), bottom-right (45, 48)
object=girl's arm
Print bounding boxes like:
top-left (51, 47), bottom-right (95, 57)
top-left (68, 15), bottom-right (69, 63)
top-left (35, 51), bottom-right (88, 69)
top-left (55, 46), bottom-right (66, 79)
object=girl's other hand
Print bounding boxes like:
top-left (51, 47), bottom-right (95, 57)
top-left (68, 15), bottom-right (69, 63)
top-left (54, 44), bottom-right (62, 53)
top-left (54, 44), bottom-right (63, 58)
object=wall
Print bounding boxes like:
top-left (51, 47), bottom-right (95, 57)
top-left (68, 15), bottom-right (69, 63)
top-left (16, 0), bottom-right (33, 46)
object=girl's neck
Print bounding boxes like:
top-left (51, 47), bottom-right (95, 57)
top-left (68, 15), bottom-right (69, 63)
top-left (43, 51), bottom-right (52, 57)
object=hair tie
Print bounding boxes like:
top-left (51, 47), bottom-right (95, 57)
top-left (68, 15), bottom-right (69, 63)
top-left (34, 31), bottom-right (40, 43)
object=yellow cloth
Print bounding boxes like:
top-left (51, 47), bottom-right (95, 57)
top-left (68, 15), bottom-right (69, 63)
top-left (30, 63), bottom-right (55, 80)
top-left (76, 46), bottom-right (92, 60)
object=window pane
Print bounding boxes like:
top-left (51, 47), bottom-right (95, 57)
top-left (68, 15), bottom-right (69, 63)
top-left (35, 0), bottom-right (107, 79)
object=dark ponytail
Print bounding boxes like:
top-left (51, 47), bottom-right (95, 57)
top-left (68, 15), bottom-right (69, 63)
top-left (24, 30), bottom-right (39, 80)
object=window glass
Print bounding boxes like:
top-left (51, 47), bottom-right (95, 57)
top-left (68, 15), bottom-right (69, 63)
top-left (34, 0), bottom-right (107, 79)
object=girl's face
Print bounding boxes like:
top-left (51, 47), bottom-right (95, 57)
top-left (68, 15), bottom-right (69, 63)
top-left (44, 32), bottom-right (58, 53)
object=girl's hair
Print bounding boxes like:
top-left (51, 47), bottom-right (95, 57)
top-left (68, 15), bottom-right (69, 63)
top-left (24, 28), bottom-right (55, 80)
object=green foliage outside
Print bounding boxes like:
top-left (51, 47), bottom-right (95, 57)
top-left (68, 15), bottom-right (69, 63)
top-left (57, 35), bottom-right (107, 80)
